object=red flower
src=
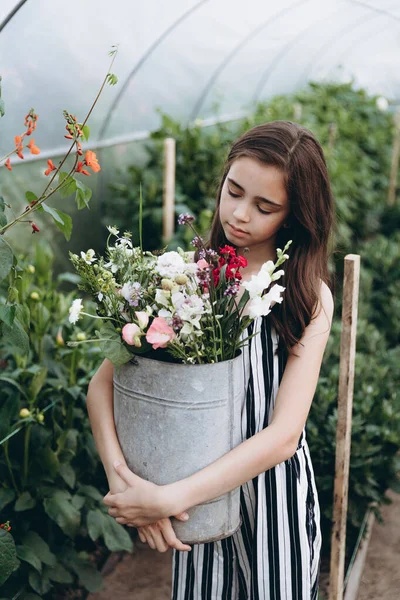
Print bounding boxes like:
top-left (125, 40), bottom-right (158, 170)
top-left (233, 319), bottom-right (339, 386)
top-left (219, 245), bottom-right (236, 257)
top-left (76, 161), bottom-right (91, 176)
top-left (5, 158), bottom-right (12, 171)
top-left (31, 223), bottom-right (40, 233)
top-left (84, 150), bottom-right (101, 173)
top-left (44, 159), bottom-right (57, 176)
top-left (27, 139), bottom-right (40, 155)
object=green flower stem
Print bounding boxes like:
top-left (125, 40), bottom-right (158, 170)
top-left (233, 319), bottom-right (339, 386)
top-left (69, 348), bottom-right (77, 387)
top-left (3, 440), bottom-right (20, 495)
top-left (22, 424), bottom-right (31, 488)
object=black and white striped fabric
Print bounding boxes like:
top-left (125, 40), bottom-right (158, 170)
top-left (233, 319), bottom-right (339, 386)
top-left (171, 316), bottom-right (322, 599)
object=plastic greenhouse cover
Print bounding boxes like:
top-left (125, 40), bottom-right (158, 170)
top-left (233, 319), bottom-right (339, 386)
top-left (1, 0), bottom-right (399, 163)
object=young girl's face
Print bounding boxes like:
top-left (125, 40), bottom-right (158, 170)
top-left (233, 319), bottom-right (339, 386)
top-left (219, 156), bottom-right (290, 257)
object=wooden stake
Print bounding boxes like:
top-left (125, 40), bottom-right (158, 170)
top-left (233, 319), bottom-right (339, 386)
top-left (388, 108), bottom-right (400, 206)
top-left (162, 137), bottom-right (176, 242)
top-left (329, 254), bottom-right (361, 600)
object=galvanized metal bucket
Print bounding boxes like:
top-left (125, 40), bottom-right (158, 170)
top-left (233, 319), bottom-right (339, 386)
top-left (113, 352), bottom-right (245, 544)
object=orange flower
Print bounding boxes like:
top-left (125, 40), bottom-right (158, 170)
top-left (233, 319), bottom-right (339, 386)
top-left (84, 150), bottom-right (101, 173)
top-left (27, 139), bottom-right (40, 155)
top-left (14, 135), bottom-right (22, 147)
top-left (76, 161), bottom-right (91, 176)
top-left (16, 145), bottom-right (24, 159)
top-left (5, 158), bottom-right (12, 171)
top-left (44, 159), bottom-right (56, 176)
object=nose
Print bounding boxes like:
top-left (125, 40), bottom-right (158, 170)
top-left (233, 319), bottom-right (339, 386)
top-left (233, 202), bottom-right (250, 223)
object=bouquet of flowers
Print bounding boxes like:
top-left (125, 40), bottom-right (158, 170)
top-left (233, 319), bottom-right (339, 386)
top-left (69, 214), bottom-right (292, 366)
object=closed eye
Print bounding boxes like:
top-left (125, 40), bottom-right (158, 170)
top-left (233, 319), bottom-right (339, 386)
top-left (228, 188), bottom-right (271, 214)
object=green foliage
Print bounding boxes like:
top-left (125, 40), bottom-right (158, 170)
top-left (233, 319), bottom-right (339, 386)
top-left (0, 242), bottom-right (133, 599)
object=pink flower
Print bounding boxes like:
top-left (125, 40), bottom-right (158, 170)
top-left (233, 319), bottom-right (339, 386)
top-left (135, 311), bottom-right (149, 329)
top-left (197, 258), bottom-right (209, 270)
top-left (146, 317), bottom-right (176, 349)
top-left (122, 323), bottom-right (143, 347)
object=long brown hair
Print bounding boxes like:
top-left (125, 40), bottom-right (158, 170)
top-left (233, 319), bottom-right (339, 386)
top-left (205, 120), bottom-right (336, 358)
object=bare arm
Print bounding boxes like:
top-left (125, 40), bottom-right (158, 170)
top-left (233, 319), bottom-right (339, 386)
top-left (86, 358), bottom-right (127, 490)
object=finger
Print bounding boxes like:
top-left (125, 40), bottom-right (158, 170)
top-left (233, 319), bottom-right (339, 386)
top-left (149, 525), bottom-right (169, 553)
top-left (159, 519), bottom-right (192, 552)
top-left (174, 512), bottom-right (190, 522)
top-left (115, 517), bottom-right (128, 525)
top-left (144, 528), bottom-right (156, 550)
top-left (137, 529), bottom-right (146, 543)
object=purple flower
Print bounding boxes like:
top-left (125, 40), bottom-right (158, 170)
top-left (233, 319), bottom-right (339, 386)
top-left (191, 236), bottom-right (203, 248)
top-left (224, 282), bottom-right (240, 297)
top-left (171, 315), bottom-right (184, 332)
top-left (178, 213), bottom-right (195, 226)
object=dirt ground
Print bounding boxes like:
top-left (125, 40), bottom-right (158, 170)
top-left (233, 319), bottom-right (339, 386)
top-left (88, 489), bottom-right (400, 600)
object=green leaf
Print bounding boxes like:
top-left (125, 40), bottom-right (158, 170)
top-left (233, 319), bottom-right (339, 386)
top-left (58, 172), bottom-right (77, 198)
top-left (0, 529), bottom-right (18, 586)
top-left (36, 447), bottom-right (60, 479)
top-left (40, 202), bottom-right (64, 224)
top-left (101, 512), bottom-right (133, 552)
top-left (54, 209), bottom-right (72, 240)
top-left (25, 191), bottom-right (38, 203)
top-left (0, 376), bottom-right (28, 399)
top-left (0, 97), bottom-right (5, 118)
top-left (75, 179), bottom-right (92, 210)
top-left (22, 531), bottom-right (57, 567)
top-left (78, 485), bottom-right (103, 501)
top-left (62, 547), bottom-right (103, 593)
top-left (0, 236), bottom-right (13, 281)
top-left (44, 562), bottom-right (73, 584)
top-left (81, 125), bottom-right (90, 141)
top-left (0, 488), bottom-right (16, 511)
top-left (2, 317), bottom-right (29, 356)
top-left (29, 367), bottom-right (48, 401)
top-left (43, 490), bottom-right (81, 538)
top-left (29, 569), bottom-right (52, 596)
top-left (0, 196), bottom-right (7, 227)
top-left (86, 509), bottom-right (103, 542)
top-left (95, 321), bottom-right (132, 366)
top-left (14, 491), bottom-right (36, 511)
top-left (0, 303), bottom-right (16, 326)
top-left (16, 544), bottom-right (42, 573)
top-left (59, 463), bottom-right (76, 488)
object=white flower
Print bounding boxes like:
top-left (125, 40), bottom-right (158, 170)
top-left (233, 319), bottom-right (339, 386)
top-left (107, 225), bottom-right (119, 236)
top-left (156, 251), bottom-right (186, 278)
top-left (155, 289), bottom-right (171, 308)
top-left (104, 260), bottom-right (119, 274)
top-left (121, 282), bottom-right (141, 307)
top-left (98, 292), bottom-right (104, 301)
top-left (376, 96), bottom-right (388, 112)
top-left (69, 299), bottom-right (83, 324)
top-left (241, 267), bottom-right (271, 299)
top-left (80, 249), bottom-right (96, 264)
top-left (271, 269), bottom-right (285, 281)
top-left (246, 284), bottom-right (286, 318)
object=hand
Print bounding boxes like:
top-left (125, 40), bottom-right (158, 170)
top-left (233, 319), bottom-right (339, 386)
top-left (103, 461), bottom-right (184, 527)
top-left (137, 515), bottom-right (192, 553)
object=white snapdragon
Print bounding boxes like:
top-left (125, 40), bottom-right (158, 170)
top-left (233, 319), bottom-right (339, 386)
top-left (156, 251), bottom-right (186, 278)
top-left (246, 285), bottom-right (286, 318)
top-left (68, 299), bottom-right (83, 324)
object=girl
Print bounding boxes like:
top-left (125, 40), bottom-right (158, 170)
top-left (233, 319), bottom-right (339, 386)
top-left (93, 120), bottom-right (336, 599)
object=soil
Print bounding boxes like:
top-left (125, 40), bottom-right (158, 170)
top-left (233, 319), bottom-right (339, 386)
top-left (87, 490), bottom-right (400, 600)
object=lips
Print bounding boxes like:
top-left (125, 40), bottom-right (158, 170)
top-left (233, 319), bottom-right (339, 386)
top-left (229, 224), bottom-right (248, 235)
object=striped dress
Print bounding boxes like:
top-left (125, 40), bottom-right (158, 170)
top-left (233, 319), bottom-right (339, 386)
top-left (171, 315), bottom-right (322, 599)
